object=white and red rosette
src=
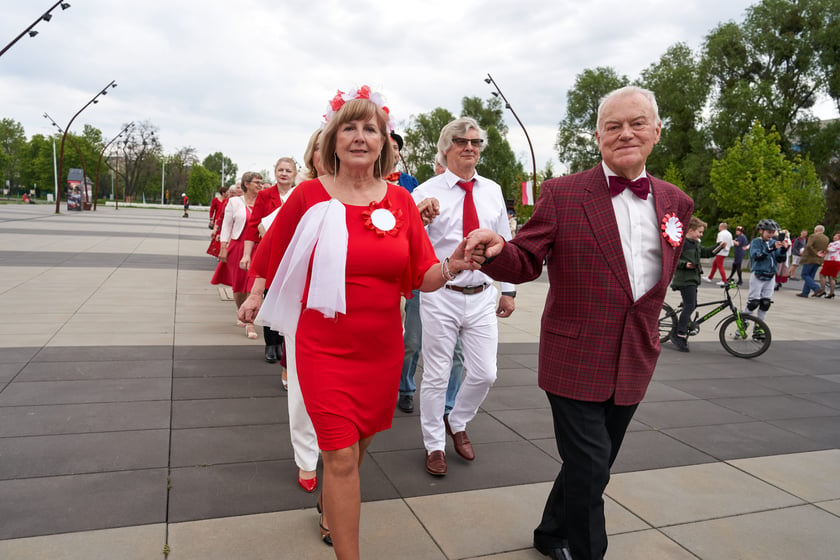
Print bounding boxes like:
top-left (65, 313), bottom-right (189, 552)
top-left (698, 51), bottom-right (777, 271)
top-left (661, 213), bottom-right (683, 247)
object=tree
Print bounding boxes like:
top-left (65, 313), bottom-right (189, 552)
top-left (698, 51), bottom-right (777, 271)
top-left (113, 121), bottom-right (161, 201)
top-left (709, 121), bottom-right (825, 235)
top-left (0, 118), bottom-right (27, 193)
top-left (203, 152), bottom-right (237, 186)
top-left (403, 107), bottom-right (456, 183)
top-left (461, 96), bottom-right (523, 201)
top-left (186, 164), bottom-right (219, 205)
top-left (162, 147), bottom-right (199, 204)
top-left (555, 67), bottom-right (628, 173)
top-left (23, 134), bottom-right (59, 197)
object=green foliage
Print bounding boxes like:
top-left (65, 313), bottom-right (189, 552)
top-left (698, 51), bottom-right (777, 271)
top-left (203, 152), bottom-right (238, 186)
top-left (0, 118), bottom-right (27, 192)
top-left (662, 162), bottom-right (686, 191)
top-left (555, 67), bottom-right (628, 173)
top-left (186, 164), bottom-right (219, 205)
top-left (403, 107), bottom-right (456, 183)
top-left (709, 121), bottom-right (825, 234)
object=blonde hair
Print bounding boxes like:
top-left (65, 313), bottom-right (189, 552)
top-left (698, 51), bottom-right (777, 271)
top-left (303, 128), bottom-right (322, 179)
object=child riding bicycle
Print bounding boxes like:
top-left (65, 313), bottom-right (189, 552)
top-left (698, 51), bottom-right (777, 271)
top-left (745, 219), bottom-right (789, 338)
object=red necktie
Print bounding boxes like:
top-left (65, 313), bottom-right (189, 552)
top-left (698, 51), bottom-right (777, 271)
top-left (457, 180), bottom-right (479, 238)
top-left (608, 176), bottom-right (650, 200)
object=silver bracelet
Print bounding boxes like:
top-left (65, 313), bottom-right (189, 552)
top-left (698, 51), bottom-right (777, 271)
top-left (442, 257), bottom-right (459, 281)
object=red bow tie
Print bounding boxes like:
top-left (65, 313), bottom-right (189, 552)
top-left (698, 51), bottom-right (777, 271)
top-left (608, 176), bottom-right (650, 200)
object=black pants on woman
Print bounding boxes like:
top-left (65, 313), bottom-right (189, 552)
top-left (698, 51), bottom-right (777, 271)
top-left (533, 392), bottom-right (638, 560)
top-left (263, 288), bottom-right (285, 367)
top-left (676, 284), bottom-right (697, 336)
top-left (730, 259), bottom-right (743, 284)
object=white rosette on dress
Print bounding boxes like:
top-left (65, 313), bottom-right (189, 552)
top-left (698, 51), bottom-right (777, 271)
top-left (256, 199), bottom-right (348, 335)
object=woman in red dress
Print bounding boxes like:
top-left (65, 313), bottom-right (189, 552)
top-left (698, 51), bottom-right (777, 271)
top-left (241, 158), bottom-right (297, 368)
top-left (240, 88), bottom-right (478, 560)
top-left (206, 185), bottom-right (231, 258)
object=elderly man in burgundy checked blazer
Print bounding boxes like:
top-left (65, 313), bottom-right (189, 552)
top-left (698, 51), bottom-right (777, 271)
top-left (465, 86), bottom-right (694, 560)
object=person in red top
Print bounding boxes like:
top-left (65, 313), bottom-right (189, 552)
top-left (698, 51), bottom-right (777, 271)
top-left (206, 185), bottom-right (232, 258)
top-left (208, 185), bottom-right (228, 229)
top-left (240, 157), bottom-right (297, 367)
top-left (239, 87), bottom-right (477, 560)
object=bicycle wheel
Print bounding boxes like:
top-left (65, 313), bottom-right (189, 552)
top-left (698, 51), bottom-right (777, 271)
top-left (659, 303), bottom-right (677, 343)
top-left (718, 313), bottom-right (771, 359)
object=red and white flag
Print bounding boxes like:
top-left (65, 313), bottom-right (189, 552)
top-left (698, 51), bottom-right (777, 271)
top-left (521, 181), bottom-right (534, 206)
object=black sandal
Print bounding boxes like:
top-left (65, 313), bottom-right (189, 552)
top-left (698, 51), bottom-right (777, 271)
top-left (317, 494), bottom-right (332, 546)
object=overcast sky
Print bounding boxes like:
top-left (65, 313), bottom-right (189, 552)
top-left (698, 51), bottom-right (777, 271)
top-left (3, 0), bottom-right (837, 180)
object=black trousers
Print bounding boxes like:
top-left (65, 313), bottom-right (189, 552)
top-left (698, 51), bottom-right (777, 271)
top-left (534, 392), bottom-right (638, 560)
top-left (676, 285), bottom-right (697, 336)
top-left (730, 259), bottom-right (743, 284)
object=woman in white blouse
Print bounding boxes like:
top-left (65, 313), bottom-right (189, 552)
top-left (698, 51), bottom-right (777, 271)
top-left (211, 172), bottom-right (263, 338)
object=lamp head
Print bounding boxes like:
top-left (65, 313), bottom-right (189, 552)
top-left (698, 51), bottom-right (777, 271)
top-left (484, 77), bottom-right (492, 84)
top-left (28, 30), bottom-right (39, 38)
top-left (42, 13), bottom-right (52, 22)
top-left (60, 3), bottom-right (71, 10)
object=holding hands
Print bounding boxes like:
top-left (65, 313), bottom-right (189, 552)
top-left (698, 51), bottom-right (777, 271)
top-left (464, 228), bottom-right (505, 266)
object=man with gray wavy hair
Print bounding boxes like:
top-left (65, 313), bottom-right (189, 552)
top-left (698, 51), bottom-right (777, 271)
top-left (412, 116), bottom-right (516, 477)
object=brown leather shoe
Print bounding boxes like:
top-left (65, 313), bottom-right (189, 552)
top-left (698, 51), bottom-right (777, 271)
top-left (451, 430), bottom-right (475, 461)
top-left (425, 450), bottom-right (447, 476)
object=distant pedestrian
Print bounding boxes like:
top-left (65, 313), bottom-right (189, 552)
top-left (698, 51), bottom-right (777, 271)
top-left (730, 226), bottom-right (748, 285)
top-left (789, 230), bottom-right (808, 280)
top-left (705, 222), bottom-right (732, 286)
top-left (182, 193), bottom-right (190, 218)
top-left (817, 231), bottom-right (840, 299)
top-left (798, 225), bottom-right (829, 297)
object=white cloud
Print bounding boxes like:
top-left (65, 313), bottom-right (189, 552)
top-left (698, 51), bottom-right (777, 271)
top-left (3, 0), bottom-right (834, 183)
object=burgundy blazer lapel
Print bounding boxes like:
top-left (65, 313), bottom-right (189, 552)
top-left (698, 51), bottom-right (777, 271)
top-left (582, 166), bottom-right (634, 300)
top-left (650, 177), bottom-right (683, 289)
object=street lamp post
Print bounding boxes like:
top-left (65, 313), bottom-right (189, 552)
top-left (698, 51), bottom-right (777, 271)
top-left (0, 2), bottom-right (71, 59)
top-left (54, 80), bottom-right (117, 214)
top-left (94, 121), bottom-right (134, 211)
top-left (483, 73), bottom-right (538, 199)
top-left (44, 112), bottom-right (91, 209)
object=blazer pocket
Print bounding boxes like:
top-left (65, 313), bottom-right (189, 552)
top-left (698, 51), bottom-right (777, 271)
top-left (544, 321), bottom-right (581, 339)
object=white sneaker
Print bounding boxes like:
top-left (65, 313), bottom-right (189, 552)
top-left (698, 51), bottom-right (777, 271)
top-left (702, 277), bottom-right (712, 283)
top-left (717, 281), bottom-right (727, 287)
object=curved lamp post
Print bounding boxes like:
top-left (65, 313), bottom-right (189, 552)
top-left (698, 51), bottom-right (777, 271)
top-left (54, 80), bottom-right (117, 213)
top-left (44, 111), bottom-right (91, 209)
top-left (0, 2), bottom-right (71, 58)
top-left (94, 121), bottom-right (134, 210)
top-left (483, 73), bottom-right (538, 199)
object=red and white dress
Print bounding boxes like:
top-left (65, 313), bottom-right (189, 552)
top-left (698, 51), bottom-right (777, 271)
top-left (251, 179), bottom-right (437, 450)
top-left (210, 196), bottom-right (252, 293)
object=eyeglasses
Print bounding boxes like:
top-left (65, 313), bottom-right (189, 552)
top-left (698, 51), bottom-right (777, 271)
top-left (452, 137), bottom-right (484, 147)
top-left (250, 179), bottom-right (262, 184)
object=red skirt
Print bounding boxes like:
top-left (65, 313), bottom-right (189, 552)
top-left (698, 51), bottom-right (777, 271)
top-left (821, 261), bottom-right (840, 278)
top-left (210, 237), bottom-right (249, 293)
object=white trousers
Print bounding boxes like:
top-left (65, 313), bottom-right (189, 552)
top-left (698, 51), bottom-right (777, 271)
top-left (419, 285), bottom-right (498, 452)
top-left (285, 333), bottom-right (320, 472)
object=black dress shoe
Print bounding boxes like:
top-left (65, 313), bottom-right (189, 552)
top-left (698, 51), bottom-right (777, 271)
top-left (535, 543), bottom-right (573, 559)
top-left (398, 394), bottom-right (414, 413)
top-left (264, 344), bottom-right (278, 363)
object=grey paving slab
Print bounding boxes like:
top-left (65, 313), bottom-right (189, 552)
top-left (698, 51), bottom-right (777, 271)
top-left (487, 408), bottom-right (556, 440)
top-left (798, 390), bottom-right (840, 410)
top-left (172, 376), bottom-right (285, 400)
top-left (0, 430), bottom-right (170, 479)
top-left (15, 359), bottom-right (172, 381)
top-left (633, 399), bottom-right (754, 429)
top-left (661, 377), bottom-right (785, 399)
top-left (665, 420), bottom-right (830, 460)
top-left (372, 440), bottom-right (559, 497)
top-left (171, 397), bottom-right (287, 429)
top-left (745, 374), bottom-right (840, 394)
top-left (0, 362), bottom-right (24, 384)
top-left (0, 347), bottom-right (39, 363)
top-left (640, 381), bottom-right (699, 402)
top-left (481, 385), bottom-right (550, 411)
top-left (170, 424), bottom-right (293, 467)
top-left (174, 345), bottom-right (269, 360)
top-left (173, 358), bottom-right (280, 378)
top-left (493, 367), bottom-right (540, 387)
top-left (0, 401), bottom-right (171, 437)
top-left (768, 416), bottom-right (840, 447)
top-left (611, 430), bottom-right (717, 473)
top-left (729, 450), bottom-right (840, 503)
top-left (0, 468), bottom-right (168, 539)
top-left (710, 394), bottom-right (840, 420)
top-left (30, 345), bottom-right (173, 362)
top-left (0, 378), bottom-right (172, 406)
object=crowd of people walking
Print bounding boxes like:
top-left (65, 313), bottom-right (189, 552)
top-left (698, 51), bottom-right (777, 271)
top-left (202, 85), bottom-right (836, 560)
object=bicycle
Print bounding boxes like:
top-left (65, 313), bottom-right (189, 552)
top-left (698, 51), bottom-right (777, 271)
top-left (659, 279), bottom-right (771, 359)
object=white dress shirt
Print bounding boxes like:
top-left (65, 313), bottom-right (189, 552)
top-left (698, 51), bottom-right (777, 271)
top-left (602, 161), bottom-right (662, 301)
top-left (413, 169), bottom-right (515, 293)
top-left (716, 229), bottom-right (734, 257)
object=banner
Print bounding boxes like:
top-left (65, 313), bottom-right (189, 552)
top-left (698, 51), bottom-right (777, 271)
top-left (521, 181), bottom-right (534, 206)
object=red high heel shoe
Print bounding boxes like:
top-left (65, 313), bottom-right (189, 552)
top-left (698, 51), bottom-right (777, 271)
top-left (298, 472), bottom-right (318, 493)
